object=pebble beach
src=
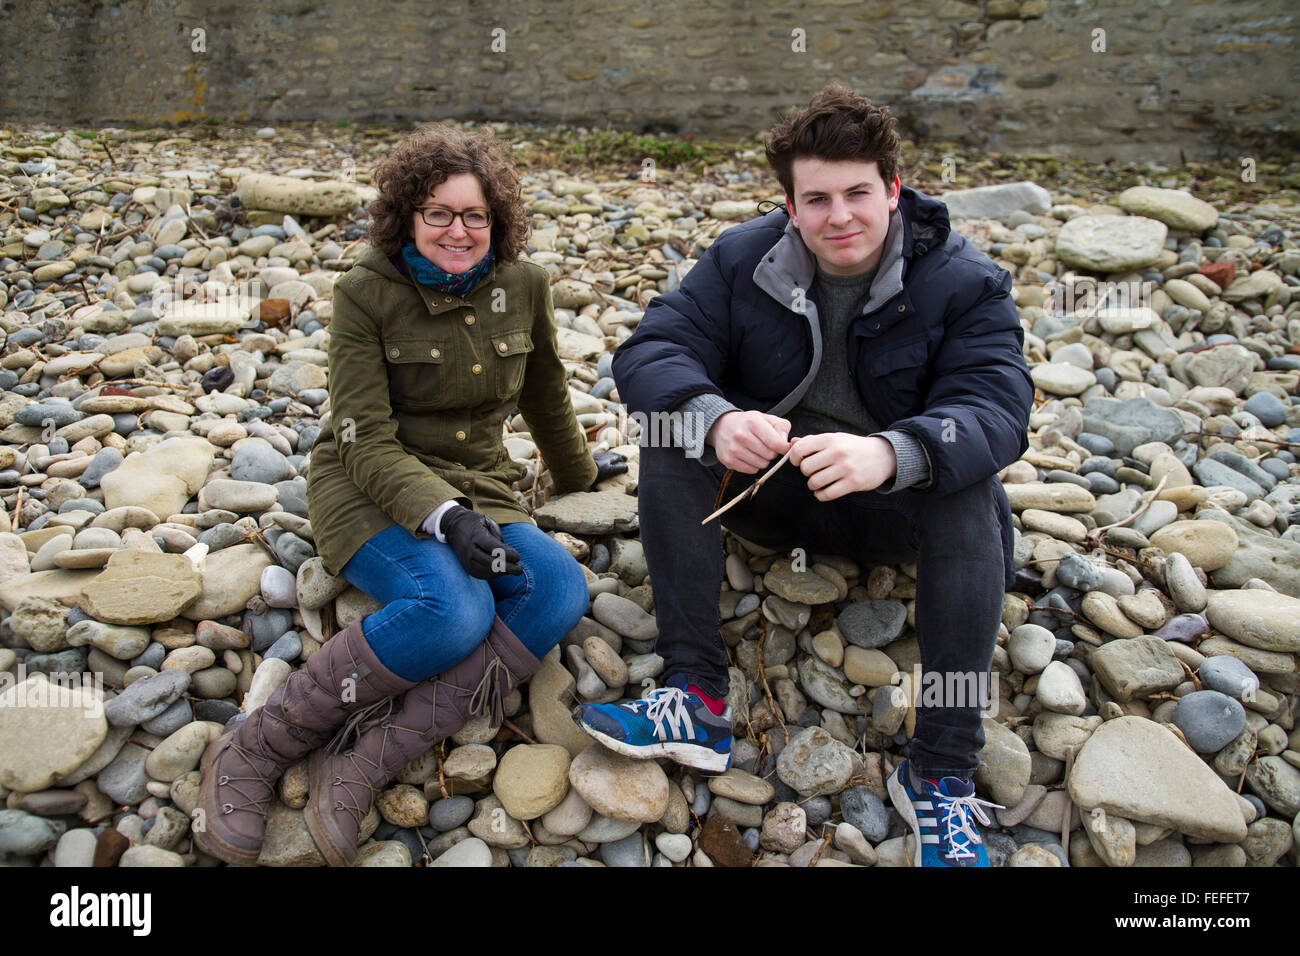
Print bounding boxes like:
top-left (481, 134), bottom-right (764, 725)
top-left (0, 122), bottom-right (1297, 868)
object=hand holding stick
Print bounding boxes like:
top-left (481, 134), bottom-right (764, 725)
top-left (700, 446), bottom-right (795, 525)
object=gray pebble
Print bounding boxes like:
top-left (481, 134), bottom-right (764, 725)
top-left (802, 795), bottom-right (832, 827)
top-left (140, 698), bottom-right (193, 736)
top-left (130, 642), bottom-right (166, 670)
top-left (839, 786), bottom-right (889, 842)
top-left (97, 743), bottom-right (152, 805)
top-left (80, 447), bottom-right (123, 488)
top-left (265, 631), bottom-right (303, 662)
top-left (1055, 552), bottom-right (1101, 592)
top-left (1197, 656), bottom-right (1259, 701)
top-left (198, 523), bottom-right (248, 552)
top-left (0, 810), bottom-right (65, 857)
top-left (428, 795), bottom-right (475, 831)
top-left (836, 600), bottom-right (907, 649)
top-left (273, 532), bottom-right (313, 574)
top-left (600, 831), bottom-right (647, 867)
top-left (1171, 690), bottom-right (1247, 754)
top-left (1242, 391), bottom-right (1287, 427)
top-left (245, 608), bottom-right (294, 652)
top-left (103, 670), bottom-right (190, 726)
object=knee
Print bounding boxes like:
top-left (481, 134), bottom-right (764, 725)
top-left (913, 476), bottom-right (1001, 544)
top-left (410, 586), bottom-right (494, 654)
top-left (555, 558), bottom-right (592, 633)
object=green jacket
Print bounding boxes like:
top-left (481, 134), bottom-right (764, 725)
top-left (305, 246), bottom-right (597, 576)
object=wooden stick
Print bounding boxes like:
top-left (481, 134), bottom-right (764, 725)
top-left (502, 717), bottom-right (538, 745)
top-left (1087, 474), bottom-right (1169, 542)
top-left (1060, 744), bottom-right (1077, 859)
top-left (700, 446), bottom-right (794, 525)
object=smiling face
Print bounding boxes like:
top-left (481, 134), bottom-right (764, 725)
top-left (410, 172), bottom-right (493, 274)
top-left (786, 157), bottom-right (900, 276)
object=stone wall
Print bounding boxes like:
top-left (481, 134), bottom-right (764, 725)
top-left (1, 0), bottom-right (1296, 162)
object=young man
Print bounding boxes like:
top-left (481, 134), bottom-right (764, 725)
top-left (579, 85), bottom-right (1034, 867)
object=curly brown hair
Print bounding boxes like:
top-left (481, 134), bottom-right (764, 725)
top-left (366, 124), bottom-right (529, 261)
top-left (764, 84), bottom-right (903, 205)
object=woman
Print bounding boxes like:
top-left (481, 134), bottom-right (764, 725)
top-left (196, 124), bottom-right (624, 867)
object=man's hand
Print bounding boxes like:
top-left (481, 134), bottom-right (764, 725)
top-left (706, 410), bottom-right (792, 473)
top-left (788, 433), bottom-right (897, 501)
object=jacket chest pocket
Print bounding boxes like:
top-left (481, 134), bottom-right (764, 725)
top-left (490, 329), bottom-right (533, 400)
top-left (383, 337), bottom-right (448, 409)
top-left (865, 336), bottom-right (930, 418)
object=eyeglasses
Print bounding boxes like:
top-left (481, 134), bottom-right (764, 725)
top-left (417, 206), bottom-right (493, 229)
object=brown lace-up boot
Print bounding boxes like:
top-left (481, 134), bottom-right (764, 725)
top-left (305, 616), bottom-right (541, 866)
top-left (193, 619), bottom-right (416, 865)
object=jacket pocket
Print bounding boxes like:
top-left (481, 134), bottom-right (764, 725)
top-left (490, 329), bottom-right (533, 400)
top-left (383, 336), bottom-right (447, 408)
top-left (866, 336), bottom-right (930, 416)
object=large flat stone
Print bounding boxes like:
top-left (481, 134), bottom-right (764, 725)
top-left (533, 491), bottom-right (639, 535)
top-left (181, 543), bottom-right (274, 620)
top-left (0, 676), bottom-right (107, 791)
top-left (1068, 716), bottom-right (1248, 843)
top-left (1205, 590), bottom-right (1300, 654)
top-left (79, 551), bottom-right (203, 625)
top-left (0, 569), bottom-right (103, 613)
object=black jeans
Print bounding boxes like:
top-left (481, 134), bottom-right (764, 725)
top-left (638, 443), bottom-right (1005, 778)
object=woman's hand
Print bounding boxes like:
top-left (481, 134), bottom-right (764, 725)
top-left (591, 450), bottom-right (629, 487)
top-left (438, 505), bottom-right (523, 579)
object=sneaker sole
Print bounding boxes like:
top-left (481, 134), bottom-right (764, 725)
top-left (581, 723), bottom-right (731, 775)
top-left (886, 767), bottom-right (922, 869)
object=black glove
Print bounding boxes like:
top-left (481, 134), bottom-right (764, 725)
top-left (591, 450), bottom-right (628, 487)
top-left (439, 506), bottom-right (522, 579)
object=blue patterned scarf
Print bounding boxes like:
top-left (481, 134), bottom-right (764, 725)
top-left (400, 242), bottom-right (496, 296)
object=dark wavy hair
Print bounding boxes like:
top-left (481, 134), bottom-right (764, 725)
top-left (366, 124), bottom-right (529, 261)
top-left (764, 84), bottom-right (903, 205)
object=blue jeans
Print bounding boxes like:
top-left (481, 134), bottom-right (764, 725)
top-left (339, 521), bottom-right (589, 682)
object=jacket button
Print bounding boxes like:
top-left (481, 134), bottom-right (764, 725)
top-left (465, 314), bottom-right (475, 325)
top-left (455, 430), bottom-right (466, 441)
top-left (389, 347), bottom-right (400, 358)
top-left (430, 348), bottom-right (440, 358)
top-left (471, 363), bottom-right (482, 374)
top-left (873, 323), bottom-right (881, 330)
top-left (497, 342), bottom-right (508, 353)
top-left (462, 481), bottom-right (471, 491)
top-left (897, 305), bottom-right (905, 312)
top-left (444, 296), bottom-right (453, 303)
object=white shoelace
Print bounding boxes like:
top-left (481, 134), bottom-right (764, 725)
top-left (624, 687), bottom-right (695, 742)
top-left (938, 791), bottom-right (1000, 861)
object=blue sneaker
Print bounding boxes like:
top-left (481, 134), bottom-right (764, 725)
top-left (576, 677), bottom-right (732, 774)
top-left (886, 760), bottom-right (1001, 867)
